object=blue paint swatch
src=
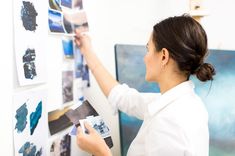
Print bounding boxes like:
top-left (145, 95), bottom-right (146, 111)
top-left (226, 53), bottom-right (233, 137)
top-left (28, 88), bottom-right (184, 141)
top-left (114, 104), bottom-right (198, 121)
top-left (21, 1), bottom-right (38, 31)
top-left (15, 103), bottom-right (28, 133)
top-left (18, 142), bottom-right (42, 156)
top-left (30, 101), bottom-right (42, 135)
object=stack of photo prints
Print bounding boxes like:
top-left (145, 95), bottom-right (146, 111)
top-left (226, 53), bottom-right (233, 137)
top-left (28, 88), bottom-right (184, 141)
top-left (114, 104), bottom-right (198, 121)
top-left (48, 100), bottom-right (113, 151)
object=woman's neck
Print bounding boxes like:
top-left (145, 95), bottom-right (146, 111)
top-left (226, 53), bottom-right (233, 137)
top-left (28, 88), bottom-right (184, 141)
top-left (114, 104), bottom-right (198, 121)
top-left (158, 76), bottom-right (188, 94)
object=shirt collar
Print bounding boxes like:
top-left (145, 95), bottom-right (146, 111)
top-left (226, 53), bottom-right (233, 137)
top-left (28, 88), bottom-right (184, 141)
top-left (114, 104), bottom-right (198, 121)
top-left (148, 80), bottom-right (195, 116)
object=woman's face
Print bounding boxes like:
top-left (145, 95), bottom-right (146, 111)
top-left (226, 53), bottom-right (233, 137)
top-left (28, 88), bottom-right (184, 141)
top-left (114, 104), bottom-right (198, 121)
top-left (144, 34), bottom-right (162, 82)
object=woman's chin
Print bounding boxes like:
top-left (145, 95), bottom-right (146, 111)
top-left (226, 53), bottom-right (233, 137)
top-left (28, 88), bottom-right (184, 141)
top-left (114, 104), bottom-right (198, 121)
top-left (145, 76), bottom-right (152, 82)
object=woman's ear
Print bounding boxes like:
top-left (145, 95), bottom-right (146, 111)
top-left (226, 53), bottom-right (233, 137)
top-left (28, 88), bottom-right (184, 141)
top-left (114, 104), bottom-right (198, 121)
top-left (161, 48), bottom-right (170, 66)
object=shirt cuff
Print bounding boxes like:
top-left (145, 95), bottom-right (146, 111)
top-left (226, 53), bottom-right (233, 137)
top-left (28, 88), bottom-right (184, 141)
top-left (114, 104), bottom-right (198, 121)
top-left (108, 83), bottom-right (129, 115)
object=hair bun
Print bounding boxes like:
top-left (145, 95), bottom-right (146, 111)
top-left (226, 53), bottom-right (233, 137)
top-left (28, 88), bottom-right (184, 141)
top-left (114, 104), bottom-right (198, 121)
top-left (195, 63), bottom-right (216, 82)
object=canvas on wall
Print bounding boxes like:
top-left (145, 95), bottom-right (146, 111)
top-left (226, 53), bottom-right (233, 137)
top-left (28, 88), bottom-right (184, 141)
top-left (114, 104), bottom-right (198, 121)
top-left (115, 44), bottom-right (235, 156)
top-left (192, 50), bottom-right (235, 156)
top-left (13, 89), bottom-right (48, 156)
top-left (115, 44), bottom-right (160, 156)
top-left (13, 0), bottom-right (47, 86)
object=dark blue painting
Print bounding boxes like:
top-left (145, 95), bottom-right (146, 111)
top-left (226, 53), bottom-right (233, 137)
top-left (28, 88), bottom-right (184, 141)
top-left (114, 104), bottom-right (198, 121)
top-left (115, 44), bottom-right (235, 156)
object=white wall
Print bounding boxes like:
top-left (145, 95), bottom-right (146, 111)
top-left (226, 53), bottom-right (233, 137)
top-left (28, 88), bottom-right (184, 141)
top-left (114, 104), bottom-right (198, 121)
top-left (202, 0), bottom-right (235, 50)
top-left (1, 0), bottom-right (235, 156)
top-left (0, 0), bottom-right (14, 155)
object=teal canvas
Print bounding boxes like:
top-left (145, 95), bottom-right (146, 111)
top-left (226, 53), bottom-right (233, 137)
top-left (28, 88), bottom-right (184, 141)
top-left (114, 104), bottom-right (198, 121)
top-left (115, 44), bottom-right (235, 156)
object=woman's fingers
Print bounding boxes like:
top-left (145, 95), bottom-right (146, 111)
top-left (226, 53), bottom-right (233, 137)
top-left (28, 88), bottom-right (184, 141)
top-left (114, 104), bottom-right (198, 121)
top-left (84, 122), bottom-right (95, 133)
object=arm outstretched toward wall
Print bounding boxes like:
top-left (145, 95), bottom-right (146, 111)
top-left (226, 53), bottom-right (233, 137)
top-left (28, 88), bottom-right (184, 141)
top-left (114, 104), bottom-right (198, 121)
top-left (74, 30), bottom-right (119, 97)
top-left (74, 30), bottom-right (116, 155)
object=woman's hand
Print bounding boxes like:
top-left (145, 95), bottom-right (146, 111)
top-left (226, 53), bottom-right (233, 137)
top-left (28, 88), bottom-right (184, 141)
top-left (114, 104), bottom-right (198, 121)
top-left (76, 122), bottom-right (112, 156)
top-left (74, 29), bottom-right (93, 55)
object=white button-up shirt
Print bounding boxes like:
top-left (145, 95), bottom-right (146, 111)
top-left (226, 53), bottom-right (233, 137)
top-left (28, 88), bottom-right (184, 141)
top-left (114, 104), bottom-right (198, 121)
top-left (108, 81), bottom-right (209, 156)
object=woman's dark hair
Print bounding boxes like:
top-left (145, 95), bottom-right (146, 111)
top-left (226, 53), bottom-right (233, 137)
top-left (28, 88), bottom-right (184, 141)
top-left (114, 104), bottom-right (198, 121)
top-left (152, 14), bottom-right (215, 82)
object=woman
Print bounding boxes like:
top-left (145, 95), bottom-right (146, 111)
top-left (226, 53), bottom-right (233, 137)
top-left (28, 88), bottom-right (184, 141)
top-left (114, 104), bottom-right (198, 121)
top-left (74, 15), bottom-right (215, 156)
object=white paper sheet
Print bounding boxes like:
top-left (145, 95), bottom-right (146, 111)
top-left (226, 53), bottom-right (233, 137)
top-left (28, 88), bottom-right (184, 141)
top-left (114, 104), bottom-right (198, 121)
top-left (13, 89), bottom-right (48, 156)
top-left (13, 0), bottom-right (47, 86)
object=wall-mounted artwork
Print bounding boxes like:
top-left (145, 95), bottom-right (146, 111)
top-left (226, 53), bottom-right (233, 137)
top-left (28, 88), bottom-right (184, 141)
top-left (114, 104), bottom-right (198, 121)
top-left (115, 44), bottom-right (159, 156)
top-left (48, 9), bottom-right (88, 35)
top-left (193, 50), bottom-right (235, 156)
top-left (62, 37), bottom-right (74, 58)
top-left (74, 45), bottom-right (90, 87)
top-left (13, 0), bottom-right (47, 86)
top-left (49, 0), bottom-right (62, 11)
top-left (48, 105), bottom-right (73, 135)
top-left (50, 134), bottom-right (71, 156)
top-left (61, 0), bottom-right (83, 10)
top-left (62, 70), bottom-right (74, 104)
top-left (115, 44), bottom-right (235, 156)
top-left (48, 9), bottom-right (65, 33)
top-left (13, 90), bottom-right (47, 156)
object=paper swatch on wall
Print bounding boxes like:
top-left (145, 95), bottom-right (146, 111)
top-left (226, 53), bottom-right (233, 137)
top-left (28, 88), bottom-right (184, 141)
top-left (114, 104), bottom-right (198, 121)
top-left (13, 90), bottom-right (47, 156)
top-left (13, 0), bottom-right (47, 86)
top-left (50, 134), bottom-right (71, 156)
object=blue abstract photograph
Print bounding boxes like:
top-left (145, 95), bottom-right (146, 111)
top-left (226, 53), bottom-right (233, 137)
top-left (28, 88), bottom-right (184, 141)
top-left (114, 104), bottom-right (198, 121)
top-left (115, 44), bottom-right (235, 156)
top-left (62, 39), bottom-right (74, 57)
top-left (48, 9), bottom-right (65, 33)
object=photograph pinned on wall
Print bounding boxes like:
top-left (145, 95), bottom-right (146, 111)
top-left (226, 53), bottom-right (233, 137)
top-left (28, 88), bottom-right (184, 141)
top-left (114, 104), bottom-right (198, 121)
top-left (63, 10), bottom-right (89, 34)
top-left (73, 79), bottom-right (85, 105)
top-left (49, 0), bottom-right (62, 11)
top-left (14, 0), bottom-right (47, 86)
top-left (61, 0), bottom-right (83, 10)
top-left (48, 105), bottom-right (74, 135)
top-left (65, 100), bottom-right (98, 127)
top-left (81, 64), bottom-right (90, 87)
top-left (62, 70), bottom-right (74, 104)
top-left (48, 9), bottom-right (66, 33)
top-left (50, 134), bottom-right (71, 156)
top-left (74, 45), bottom-right (83, 78)
top-left (74, 45), bottom-right (90, 87)
top-left (13, 90), bottom-right (47, 156)
top-left (48, 9), bottom-right (89, 35)
top-left (62, 37), bottom-right (74, 58)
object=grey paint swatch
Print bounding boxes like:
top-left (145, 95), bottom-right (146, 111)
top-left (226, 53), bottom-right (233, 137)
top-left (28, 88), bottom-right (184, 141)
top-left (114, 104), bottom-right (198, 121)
top-left (18, 142), bottom-right (42, 156)
top-left (21, 1), bottom-right (38, 31)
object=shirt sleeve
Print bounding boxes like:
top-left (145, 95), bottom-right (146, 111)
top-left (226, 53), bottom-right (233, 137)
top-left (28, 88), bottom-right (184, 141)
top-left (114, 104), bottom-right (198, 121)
top-left (107, 83), bottom-right (159, 120)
